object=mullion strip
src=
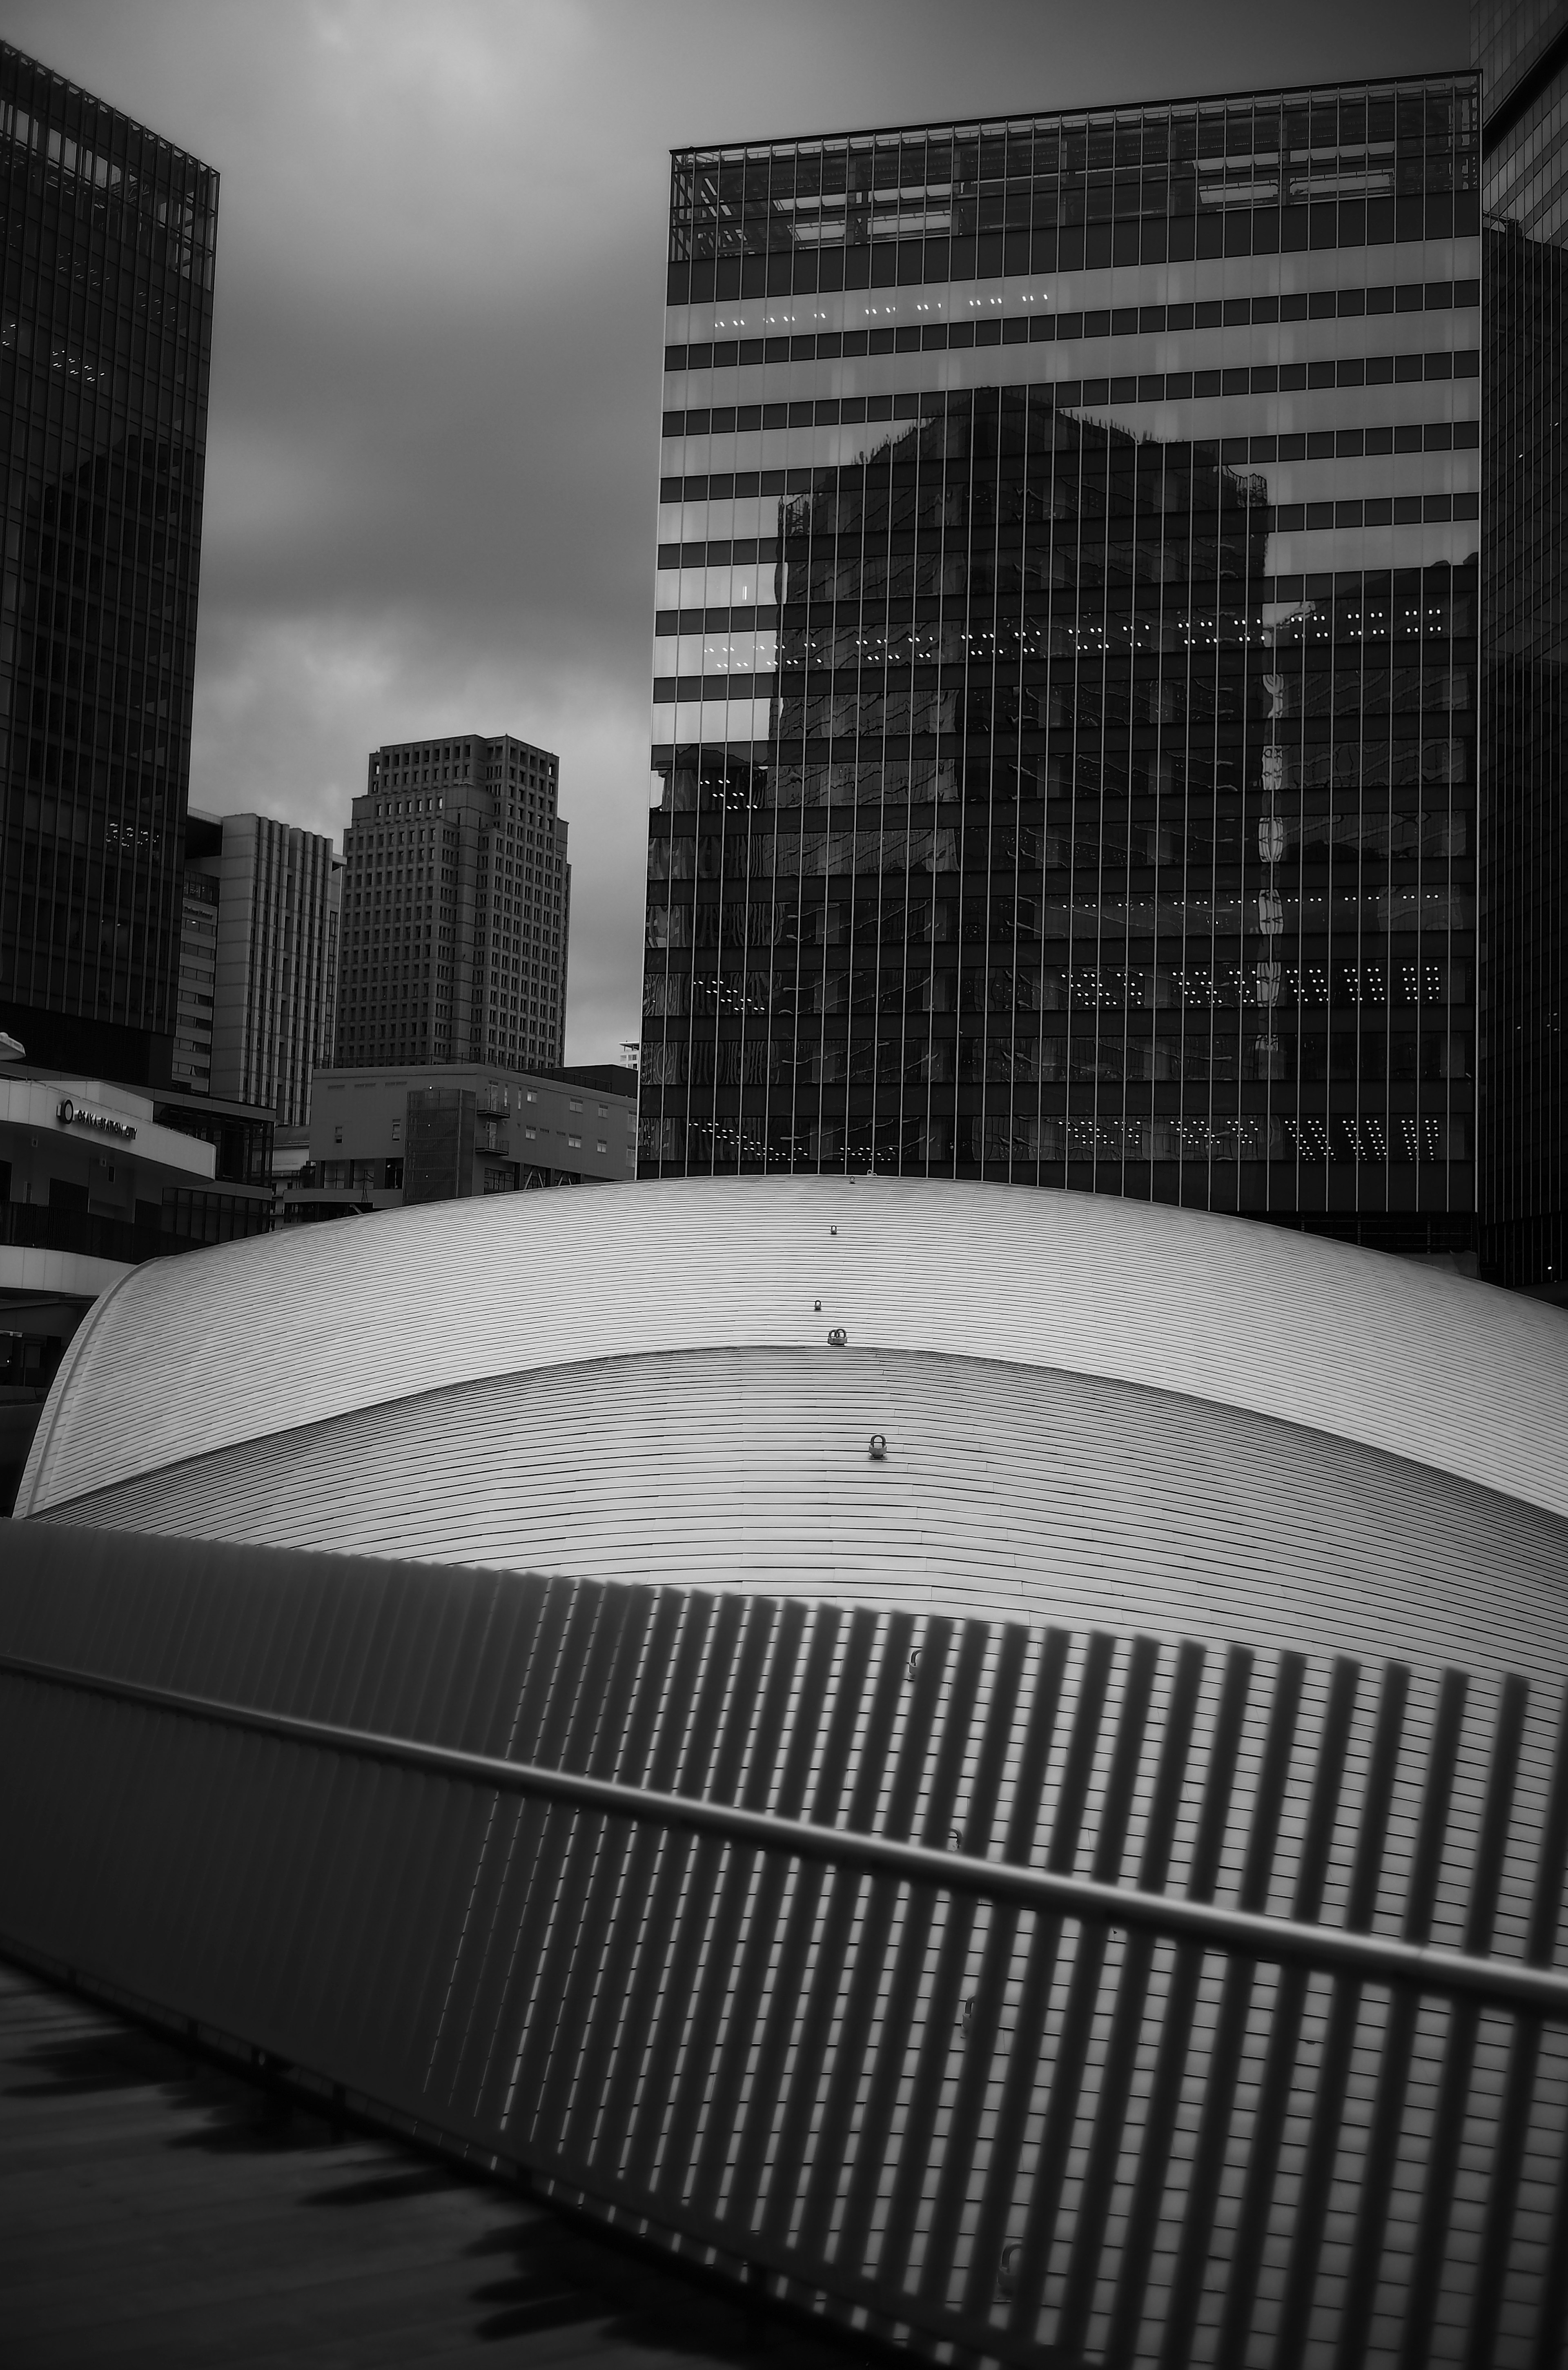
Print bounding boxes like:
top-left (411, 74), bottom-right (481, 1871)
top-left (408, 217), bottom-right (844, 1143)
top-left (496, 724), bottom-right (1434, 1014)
top-left (1006, 1635), bottom-right (1161, 2345)
top-left (722, 1608), bottom-right (880, 2227)
top-left (615, 1594), bottom-right (743, 2194)
top-left (1053, 1637), bottom-right (1206, 2360)
top-left (1212, 1657), bottom-right (1363, 2370)
top-left (648, 1599), bottom-right (799, 2200)
top-left (1335, 1666), bottom-right (1470, 2369)
top-left (1156, 1650), bottom-right (1307, 2370)
top-left (1398, 1671), bottom-right (1529, 2370)
top-left (757, 1610), bottom-right (919, 2252)
top-left (1273, 1660), bottom-right (1411, 2370)
top-left (553, 1592), bottom-right (688, 2170)
top-left (832, 1620), bottom-right (987, 2281)
top-left (645, 1598), bottom-right (779, 2206)
top-left (920, 1629), bottom-right (1070, 2310)
top-left (960, 1630), bottom-right (1117, 2325)
top-left (878, 1624), bottom-right (1030, 2296)
top-left (688, 1603), bottom-right (834, 2221)
top-left (1466, 1678), bottom-right (1568, 2370)
top-left (581, 1595), bottom-right (717, 2176)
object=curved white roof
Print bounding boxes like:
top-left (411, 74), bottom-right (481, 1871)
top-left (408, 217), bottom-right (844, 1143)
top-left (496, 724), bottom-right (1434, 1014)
top-left (18, 1175), bottom-right (1568, 1523)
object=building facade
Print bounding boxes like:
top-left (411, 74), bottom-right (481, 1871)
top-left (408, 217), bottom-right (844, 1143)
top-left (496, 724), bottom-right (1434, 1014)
top-left (176, 808), bottom-right (340, 1125)
top-left (335, 733), bottom-right (570, 1075)
top-left (172, 809), bottom-right (220, 1091)
top-left (1477, 1), bottom-right (1568, 1292)
top-left (0, 1058), bottom-right (238, 1506)
top-left (639, 78), bottom-right (1483, 1258)
top-left (297, 1059), bottom-right (636, 1216)
top-left (0, 42), bottom-right (217, 1088)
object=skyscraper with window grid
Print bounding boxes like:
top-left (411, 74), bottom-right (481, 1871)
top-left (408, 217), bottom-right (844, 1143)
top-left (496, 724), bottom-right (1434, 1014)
top-left (334, 733), bottom-right (570, 1072)
top-left (639, 73), bottom-right (1484, 1260)
top-left (0, 41), bottom-right (217, 1086)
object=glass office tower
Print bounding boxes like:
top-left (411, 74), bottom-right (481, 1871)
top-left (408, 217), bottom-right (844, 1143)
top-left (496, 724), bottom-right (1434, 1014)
top-left (641, 78), bottom-right (1482, 1252)
top-left (0, 42), bottom-right (217, 1085)
top-left (1477, 1), bottom-right (1568, 1292)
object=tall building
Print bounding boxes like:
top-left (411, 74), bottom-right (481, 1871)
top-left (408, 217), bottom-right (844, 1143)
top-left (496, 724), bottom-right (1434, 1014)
top-left (640, 79), bottom-right (1484, 1261)
top-left (0, 43), bottom-right (217, 1087)
top-left (176, 809), bottom-right (339, 1125)
top-left (1477, 0), bottom-right (1568, 1293)
top-left (335, 732), bottom-right (569, 1073)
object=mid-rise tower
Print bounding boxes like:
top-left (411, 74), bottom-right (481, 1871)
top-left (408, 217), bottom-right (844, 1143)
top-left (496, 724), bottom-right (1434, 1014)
top-left (335, 733), bottom-right (569, 1071)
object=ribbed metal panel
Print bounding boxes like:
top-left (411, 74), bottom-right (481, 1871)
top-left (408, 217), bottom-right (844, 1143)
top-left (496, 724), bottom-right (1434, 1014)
top-left (38, 1344), bottom-right (1568, 1698)
top-left (17, 1177), bottom-right (1568, 1522)
top-left (2, 1524), bottom-right (1567, 2369)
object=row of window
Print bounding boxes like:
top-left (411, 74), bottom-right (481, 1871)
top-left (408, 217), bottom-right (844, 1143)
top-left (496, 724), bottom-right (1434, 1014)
top-left (664, 284), bottom-right (1479, 376)
top-left (670, 203), bottom-right (1483, 306)
top-left (648, 810), bottom-right (1468, 880)
top-left (645, 957), bottom-right (1465, 1010)
top-left (676, 94), bottom-right (1473, 192)
top-left (641, 1110), bottom-right (1472, 1167)
top-left (641, 1029), bottom-right (1471, 1085)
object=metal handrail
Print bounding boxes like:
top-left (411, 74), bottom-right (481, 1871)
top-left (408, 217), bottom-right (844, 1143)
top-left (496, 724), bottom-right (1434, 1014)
top-left (5, 1646), bottom-right (1567, 2020)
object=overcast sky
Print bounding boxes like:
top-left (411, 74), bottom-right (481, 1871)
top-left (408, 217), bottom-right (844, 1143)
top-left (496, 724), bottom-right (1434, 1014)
top-left (0, 0), bottom-right (1470, 1063)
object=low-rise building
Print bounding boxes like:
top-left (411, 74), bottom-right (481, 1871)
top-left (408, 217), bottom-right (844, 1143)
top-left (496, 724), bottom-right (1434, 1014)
top-left (295, 1062), bottom-right (637, 1219)
top-left (0, 1065), bottom-right (259, 1509)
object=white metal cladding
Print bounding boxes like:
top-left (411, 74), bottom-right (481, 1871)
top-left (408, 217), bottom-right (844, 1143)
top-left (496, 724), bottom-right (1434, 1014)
top-left (40, 1344), bottom-right (1568, 1701)
top-left (1, 1526), bottom-right (1566, 2368)
top-left (16, 1176), bottom-right (1568, 1523)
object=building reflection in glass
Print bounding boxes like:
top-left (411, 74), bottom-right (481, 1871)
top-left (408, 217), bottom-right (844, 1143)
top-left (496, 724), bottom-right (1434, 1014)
top-left (641, 78), bottom-right (1482, 1256)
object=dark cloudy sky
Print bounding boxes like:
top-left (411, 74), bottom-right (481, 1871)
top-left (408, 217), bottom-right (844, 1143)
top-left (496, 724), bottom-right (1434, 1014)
top-left (0, 0), bottom-right (1469, 1062)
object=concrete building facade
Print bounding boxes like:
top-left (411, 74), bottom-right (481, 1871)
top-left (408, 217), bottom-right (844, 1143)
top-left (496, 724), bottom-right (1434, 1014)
top-left (177, 810), bottom-right (340, 1127)
top-left (335, 733), bottom-right (570, 1076)
top-left (294, 1061), bottom-right (637, 1218)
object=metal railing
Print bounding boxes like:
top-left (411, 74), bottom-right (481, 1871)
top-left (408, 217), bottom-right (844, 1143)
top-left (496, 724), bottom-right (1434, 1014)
top-left (4, 1648), bottom-right (1566, 2025)
top-left (3, 1530), bottom-right (1567, 2369)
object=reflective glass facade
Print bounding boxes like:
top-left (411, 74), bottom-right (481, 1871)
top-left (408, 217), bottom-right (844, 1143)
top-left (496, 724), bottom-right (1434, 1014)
top-left (641, 79), bottom-right (1482, 1250)
top-left (0, 43), bottom-right (216, 1086)
top-left (1478, 1), bottom-right (1568, 1291)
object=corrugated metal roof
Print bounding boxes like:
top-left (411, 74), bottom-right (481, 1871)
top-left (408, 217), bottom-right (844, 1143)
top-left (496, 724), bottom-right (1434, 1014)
top-left (18, 1176), bottom-right (1566, 1521)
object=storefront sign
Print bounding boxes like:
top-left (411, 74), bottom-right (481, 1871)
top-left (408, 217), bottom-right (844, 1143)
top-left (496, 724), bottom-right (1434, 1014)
top-left (56, 1096), bottom-right (136, 1142)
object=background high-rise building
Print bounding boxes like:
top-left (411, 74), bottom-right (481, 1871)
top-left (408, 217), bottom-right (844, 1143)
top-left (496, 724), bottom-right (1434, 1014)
top-left (335, 733), bottom-right (569, 1073)
top-left (1477, 0), bottom-right (1568, 1294)
top-left (640, 79), bottom-right (1483, 1264)
top-left (177, 809), bottom-right (339, 1125)
top-left (0, 43), bottom-right (217, 1087)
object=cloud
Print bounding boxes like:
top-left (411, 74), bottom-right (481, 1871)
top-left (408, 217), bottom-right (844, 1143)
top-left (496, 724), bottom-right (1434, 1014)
top-left (0, 0), bottom-right (1471, 1060)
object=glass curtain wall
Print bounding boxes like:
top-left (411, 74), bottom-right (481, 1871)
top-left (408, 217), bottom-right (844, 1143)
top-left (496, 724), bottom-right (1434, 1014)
top-left (1477, 0), bottom-right (1568, 1292)
top-left (0, 42), bottom-right (217, 1085)
top-left (642, 79), bottom-right (1481, 1252)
